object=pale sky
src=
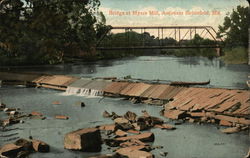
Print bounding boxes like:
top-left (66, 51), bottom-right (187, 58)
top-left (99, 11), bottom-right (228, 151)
top-left (99, 0), bottom-right (249, 31)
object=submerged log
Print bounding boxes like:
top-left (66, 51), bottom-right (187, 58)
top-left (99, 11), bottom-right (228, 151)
top-left (170, 80), bottom-right (210, 86)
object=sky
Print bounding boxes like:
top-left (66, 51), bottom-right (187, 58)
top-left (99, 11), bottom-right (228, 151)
top-left (99, 0), bottom-right (249, 31)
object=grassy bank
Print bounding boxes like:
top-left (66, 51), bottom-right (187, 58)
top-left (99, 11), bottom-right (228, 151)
top-left (221, 47), bottom-right (248, 64)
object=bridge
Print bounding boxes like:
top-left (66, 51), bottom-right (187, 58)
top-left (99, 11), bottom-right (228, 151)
top-left (96, 26), bottom-right (223, 55)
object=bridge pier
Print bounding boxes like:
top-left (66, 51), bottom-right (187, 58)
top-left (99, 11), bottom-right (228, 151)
top-left (215, 47), bottom-right (221, 56)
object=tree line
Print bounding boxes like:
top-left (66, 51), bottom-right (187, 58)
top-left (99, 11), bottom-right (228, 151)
top-left (0, 1), bottom-right (248, 65)
top-left (0, 0), bottom-right (109, 65)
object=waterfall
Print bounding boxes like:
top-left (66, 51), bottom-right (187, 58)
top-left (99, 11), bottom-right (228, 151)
top-left (78, 88), bottom-right (90, 96)
top-left (90, 89), bottom-right (104, 96)
top-left (64, 87), bottom-right (103, 97)
top-left (65, 87), bottom-right (80, 95)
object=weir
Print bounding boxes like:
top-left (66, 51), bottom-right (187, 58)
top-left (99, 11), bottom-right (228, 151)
top-left (65, 87), bottom-right (104, 97)
top-left (0, 71), bottom-right (249, 125)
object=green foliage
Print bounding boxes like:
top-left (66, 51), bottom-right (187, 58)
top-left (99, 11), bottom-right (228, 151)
top-left (221, 47), bottom-right (248, 64)
top-left (161, 34), bottom-right (218, 58)
top-left (217, 6), bottom-right (249, 48)
top-left (99, 31), bottom-right (177, 47)
top-left (100, 32), bottom-right (218, 58)
top-left (0, 0), bottom-right (107, 65)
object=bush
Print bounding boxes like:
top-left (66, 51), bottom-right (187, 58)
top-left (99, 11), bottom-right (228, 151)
top-left (221, 47), bottom-right (248, 64)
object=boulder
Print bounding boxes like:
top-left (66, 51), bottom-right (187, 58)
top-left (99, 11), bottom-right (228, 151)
top-left (9, 111), bottom-right (18, 116)
top-left (132, 122), bottom-right (148, 131)
top-left (149, 116), bottom-right (164, 125)
top-left (219, 120), bottom-right (232, 127)
top-left (114, 118), bottom-right (129, 124)
top-left (154, 124), bottom-right (176, 130)
top-left (0, 143), bottom-right (23, 157)
top-left (111, 112), bottom-right (121, 120)
top-left (164, 110), bottom-right (187, 120)
top-left (159, 152), bottom-right (168, 157)
top-left (116, 123), bottom-right (134, 130)
top-left (220, 127), bottom-right (240, 134)
top-left (103, 111), bottom-right (111, 118)
top-left (104, 139), bottom-right (120, 147)
top-left (0, 102), bottom-right (6, 109)
top-left (124, 111), bottom-right (137, 122)
top-left (116, 147), bottom-right (154, 158)
top-left (98, 124), bottom-right (116, 132)
top-left (114, 118), bottom-right (133, 130)
top-left (127, 129), bottom-right (140, 134)
top-left (64, 128), bottom-right (102, 152)
top-left (115, 129), bottom-right (128, 137)
top-left (141, 110), bottom-right (150, 117)
top-left (80, 102), bottom-right (86, 107)
top-left (136, 116), bottom-right (164, 128)
top-left (15, 139), bottom-right (33, 151)
top-left (32, 139), bottom-right (50, 153)
top-left (120, 139), bottom-right (147, 148)
top-left (115, 132), bottom-right (154, 142)
top-left (75, 102), bottom-right (85, 107)
top-left (188, 118), bottom-right (195, 123)
top-left (116, 145), bottom-right (147, 152)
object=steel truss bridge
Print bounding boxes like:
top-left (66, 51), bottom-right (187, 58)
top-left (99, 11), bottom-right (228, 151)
top-left (96, 26), bottom-right (223, 55)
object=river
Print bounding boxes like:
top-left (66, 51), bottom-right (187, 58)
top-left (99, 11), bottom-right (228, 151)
top-left (0, 56), bottom-right (249, 158)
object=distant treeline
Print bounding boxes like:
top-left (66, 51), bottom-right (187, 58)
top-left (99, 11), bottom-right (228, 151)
top-left (97, 31), bottom-right (219, 59)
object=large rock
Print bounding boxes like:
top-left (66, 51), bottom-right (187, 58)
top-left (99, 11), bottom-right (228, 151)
top-left (64, 128), bottom-right (102, 152)
top-left (135, 116), bottom-right (164, 130)
top-left (116, 147), bottom-right (154, 158)
top-left (0, 143), bottom-right (23, 157)
top-left (124, 111), bottom-right (137, 122)
top-left (98, 124), bottom-right (116, 132)
top-left (115, 129), bottom-right (128, 137)
top-left (103, 111), bottom-right (112, 118)
top-left (32, 139), bottom-right (50, 153)
top-left (114, 118), bottom-right (129, 124)
top-left (132, 122), bottom-right (148, 131)
top-left (220, 127), bottom-right (240, 134)
top-left (15, 139), bottom-right (33, 151)
top-left (114, 118), bottom-right (133, 130)
top-left (115, 132), bottom-right (154, 142)
top-left (154, 124), bottom-right (176, 130)
top-left (164, 110), bottom-right (187, 120)
top-left (120, 139), bottom-right (147, 148)
top-left (219, 120), bottom-right (232, 127)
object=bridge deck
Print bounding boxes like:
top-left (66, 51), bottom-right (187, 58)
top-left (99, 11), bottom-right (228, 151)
top-left (97, 45), bottom-right (221, 50)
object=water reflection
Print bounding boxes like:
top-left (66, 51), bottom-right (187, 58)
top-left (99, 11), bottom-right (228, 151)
top-left (1, 56), bottom-right (249, 89)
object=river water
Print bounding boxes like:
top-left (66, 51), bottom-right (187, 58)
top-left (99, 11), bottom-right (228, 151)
top-left (0, 56), bottom-right (249, 158)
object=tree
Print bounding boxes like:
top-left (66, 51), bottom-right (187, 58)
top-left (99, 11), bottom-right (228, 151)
top-left (0, 0), bottom-right (106, 65)
top-left (217, 5), bottom-right (249, 48)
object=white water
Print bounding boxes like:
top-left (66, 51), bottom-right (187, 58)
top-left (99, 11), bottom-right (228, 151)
top-left (63, 87), bottom-right (103, 97)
